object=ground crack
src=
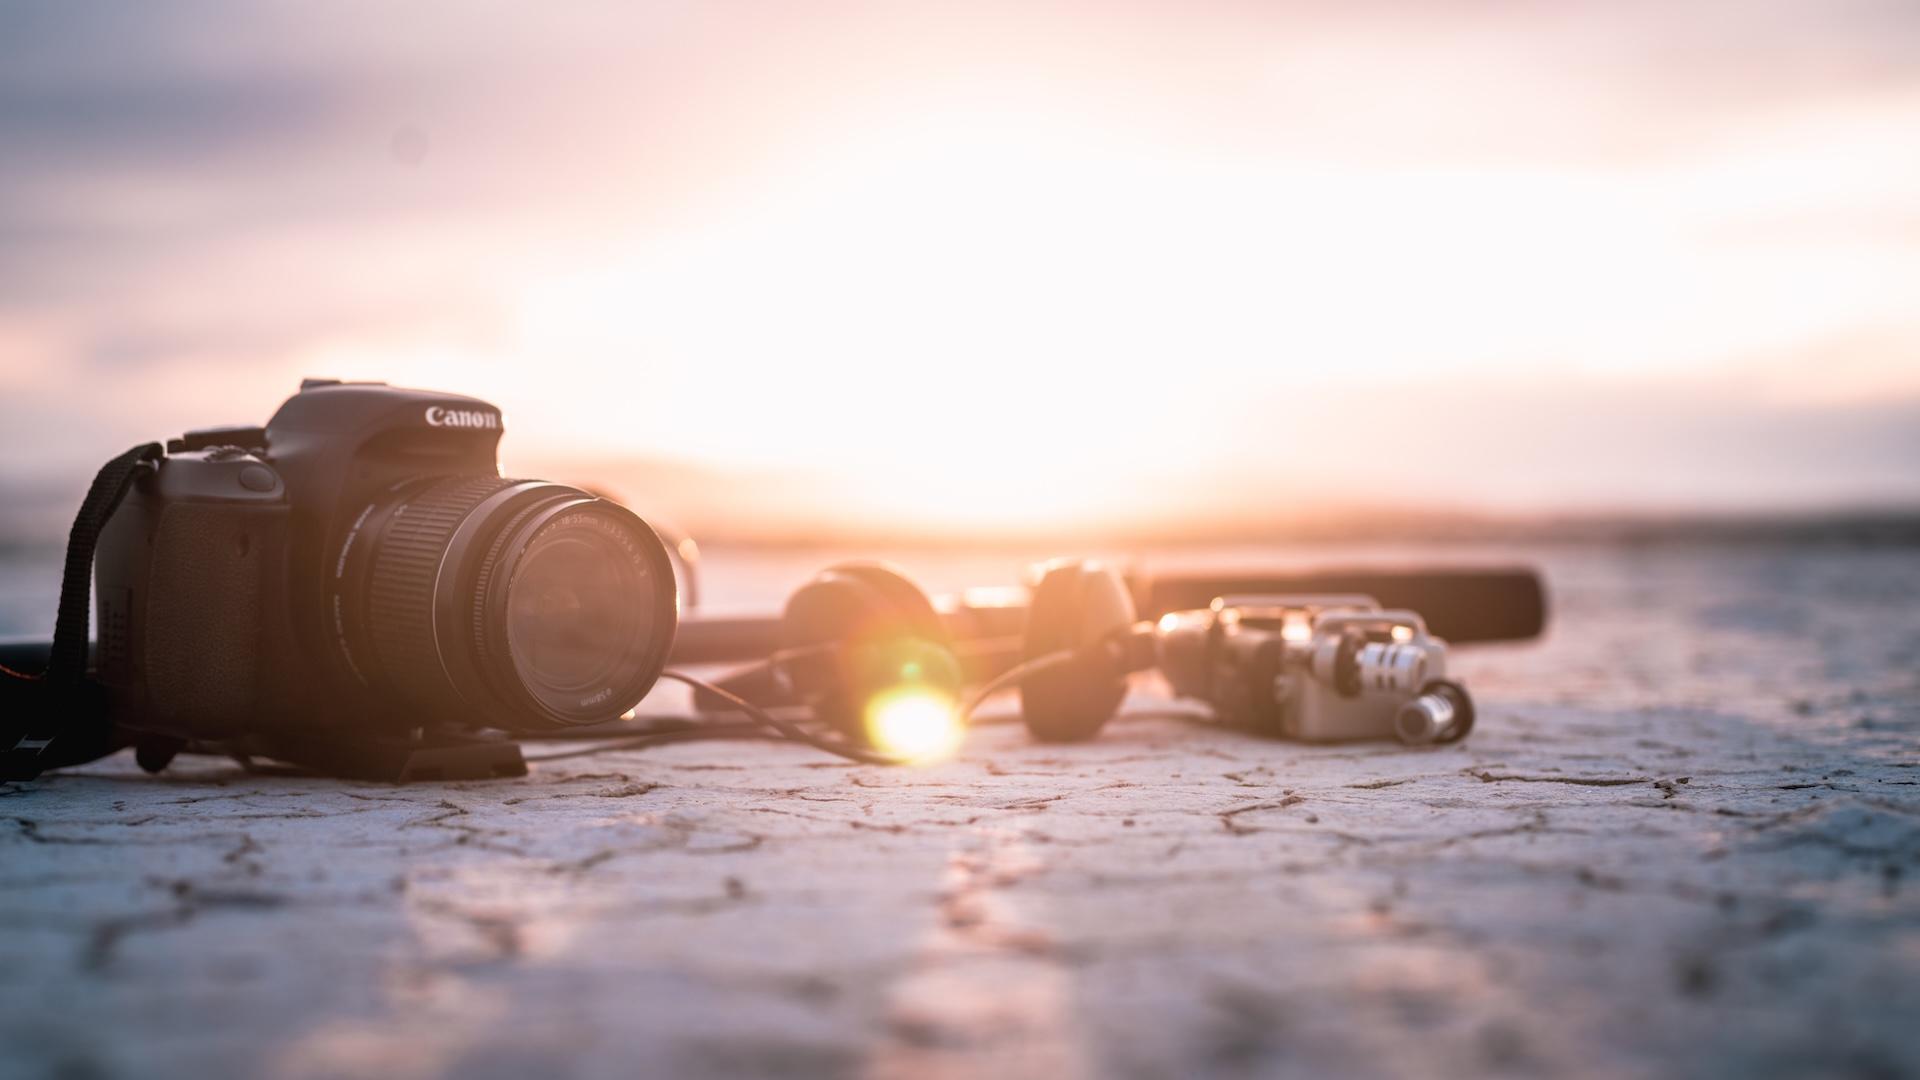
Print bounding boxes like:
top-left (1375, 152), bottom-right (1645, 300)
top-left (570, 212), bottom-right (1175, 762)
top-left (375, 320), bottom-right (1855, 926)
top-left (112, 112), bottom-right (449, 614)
top-left (1219, 795), bottom-right (1306, 834)
top-left (1465, 770), bottom-right (1649, 787)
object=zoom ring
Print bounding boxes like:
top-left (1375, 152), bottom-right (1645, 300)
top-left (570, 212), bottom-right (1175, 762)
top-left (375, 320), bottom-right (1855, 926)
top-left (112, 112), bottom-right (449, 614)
top-left (363, 475), bottom-right (520, 708)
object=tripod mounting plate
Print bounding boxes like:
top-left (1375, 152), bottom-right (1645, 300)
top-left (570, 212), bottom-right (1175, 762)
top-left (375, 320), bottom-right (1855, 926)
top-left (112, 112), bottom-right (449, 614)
top-left (255, 730), bottom-right (527, 782)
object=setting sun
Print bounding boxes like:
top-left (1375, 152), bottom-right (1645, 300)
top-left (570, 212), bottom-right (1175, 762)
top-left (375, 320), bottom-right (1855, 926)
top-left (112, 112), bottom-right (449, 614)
top-left (206, 92), bottom-right (1920, 533)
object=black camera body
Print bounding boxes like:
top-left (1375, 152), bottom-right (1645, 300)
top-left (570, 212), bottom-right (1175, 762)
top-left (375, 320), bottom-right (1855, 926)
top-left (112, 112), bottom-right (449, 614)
top-left (92, 379), bottom-right (679, 757)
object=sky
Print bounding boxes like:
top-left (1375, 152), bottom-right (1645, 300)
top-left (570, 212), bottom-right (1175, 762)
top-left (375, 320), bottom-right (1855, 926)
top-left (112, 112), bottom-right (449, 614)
top-left (2, 1), bottom-right (1918, 538)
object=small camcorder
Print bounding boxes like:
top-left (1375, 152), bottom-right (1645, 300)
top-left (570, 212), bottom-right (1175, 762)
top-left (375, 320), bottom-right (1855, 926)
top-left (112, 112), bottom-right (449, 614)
top-left (84, 379), bottom-right (680, 772)
top-left (1155, 595), bottom-right (1474, 745)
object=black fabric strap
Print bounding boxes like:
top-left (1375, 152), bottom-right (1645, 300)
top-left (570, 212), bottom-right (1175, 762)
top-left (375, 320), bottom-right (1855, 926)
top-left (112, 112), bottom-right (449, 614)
top-left (1, 443), bottom-right (163, 780)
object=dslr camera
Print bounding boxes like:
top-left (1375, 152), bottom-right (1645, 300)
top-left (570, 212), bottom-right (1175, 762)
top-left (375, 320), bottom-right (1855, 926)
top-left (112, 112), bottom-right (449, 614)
top-left (85, 379), bottom-right (679, 773)
top-left (1156, 595), bottom-right (1474, 745)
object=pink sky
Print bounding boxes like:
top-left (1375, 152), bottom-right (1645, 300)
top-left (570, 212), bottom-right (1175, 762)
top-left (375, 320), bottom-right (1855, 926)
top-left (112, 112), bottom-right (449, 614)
top-left (1, 1), bottom-right (1917, 533)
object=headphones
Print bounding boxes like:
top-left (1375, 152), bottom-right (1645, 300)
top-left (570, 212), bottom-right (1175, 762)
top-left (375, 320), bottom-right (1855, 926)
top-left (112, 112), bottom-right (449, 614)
top-left (1004, 558), bottom-right (1151, 741)
top-left (704, 557), bottom-right (1475, 752)
top-left (774, 563), bottom-right (965, 740)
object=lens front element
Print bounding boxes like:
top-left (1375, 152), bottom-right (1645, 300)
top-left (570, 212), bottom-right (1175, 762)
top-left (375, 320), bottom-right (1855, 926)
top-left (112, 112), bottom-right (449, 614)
top-left (501, 506), bottom-right (662, 722)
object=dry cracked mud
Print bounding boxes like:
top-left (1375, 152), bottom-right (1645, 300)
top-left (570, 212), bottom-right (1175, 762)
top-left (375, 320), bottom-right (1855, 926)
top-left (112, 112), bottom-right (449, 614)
top-left (2, 545), bottom-right (1916, 1079)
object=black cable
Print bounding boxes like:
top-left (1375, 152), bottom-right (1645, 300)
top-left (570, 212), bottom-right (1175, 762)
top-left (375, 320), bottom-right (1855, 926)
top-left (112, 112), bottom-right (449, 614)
top-left (957, 649), bottom-right (1078, 723)
top-left (511, 708), bottom-right (816, 741)
top-left (523, 703), bottom-right (1221, 765)
top-left (654, 670), bottom-right (919, 766)
top-left (700, 641), bottom-right (835, 686)
top-left (954, 625), bottom-right (1157, 724)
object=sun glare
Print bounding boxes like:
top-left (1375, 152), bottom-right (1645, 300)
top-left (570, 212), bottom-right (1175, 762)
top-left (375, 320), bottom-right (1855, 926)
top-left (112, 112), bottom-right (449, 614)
top-left (864, 686), bottom-right (965, 763)
top-left (249, 97), bottom-right (1920, 528)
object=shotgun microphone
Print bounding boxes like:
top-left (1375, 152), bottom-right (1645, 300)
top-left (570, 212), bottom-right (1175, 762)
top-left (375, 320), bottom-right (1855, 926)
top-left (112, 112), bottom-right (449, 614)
top-left (668, 563), bottom-right (1545, 667)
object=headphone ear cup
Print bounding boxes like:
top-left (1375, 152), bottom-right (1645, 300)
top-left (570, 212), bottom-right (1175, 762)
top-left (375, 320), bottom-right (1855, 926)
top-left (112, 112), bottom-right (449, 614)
top-left (823, 563), bottom-right (947, 646)
top-left (1019, 560), bottom-right (1136, 742)
top-left (780, 563), bottom-right (949, 735)
top-left (780, 563), bottom-right (938, 655)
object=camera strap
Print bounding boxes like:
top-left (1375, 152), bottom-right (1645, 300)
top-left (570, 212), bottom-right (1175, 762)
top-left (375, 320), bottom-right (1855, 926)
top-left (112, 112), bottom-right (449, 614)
top-left (1, 442), bottom-right (163, 781)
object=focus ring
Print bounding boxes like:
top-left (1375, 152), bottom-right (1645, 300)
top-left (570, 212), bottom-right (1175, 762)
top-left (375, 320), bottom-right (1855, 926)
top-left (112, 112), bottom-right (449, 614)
top-left (466, 496), bottom-right (549, 711)
top-left (364, 475), bottom-right (519, 707)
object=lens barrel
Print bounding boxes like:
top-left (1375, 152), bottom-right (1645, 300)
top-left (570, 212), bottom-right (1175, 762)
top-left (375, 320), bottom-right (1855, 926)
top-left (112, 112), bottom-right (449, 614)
top-left (331, 476), bottom-right (677, 731)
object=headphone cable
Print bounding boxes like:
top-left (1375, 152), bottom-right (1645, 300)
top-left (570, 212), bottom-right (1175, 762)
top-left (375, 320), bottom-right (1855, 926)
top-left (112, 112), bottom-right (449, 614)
top-left (956, 649), bottom-right (1078, 724)
top-left (650, 670), bottom-right (920, 766)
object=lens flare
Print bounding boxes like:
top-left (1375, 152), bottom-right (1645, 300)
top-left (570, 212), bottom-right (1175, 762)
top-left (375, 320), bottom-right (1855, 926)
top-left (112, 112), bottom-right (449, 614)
top-left (864, 687), bottom-right (963, 763)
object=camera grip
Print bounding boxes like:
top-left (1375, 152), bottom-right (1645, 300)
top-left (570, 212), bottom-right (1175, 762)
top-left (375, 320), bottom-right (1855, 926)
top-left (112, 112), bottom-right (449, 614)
top-left (141, 501), bottom-right (289, 735)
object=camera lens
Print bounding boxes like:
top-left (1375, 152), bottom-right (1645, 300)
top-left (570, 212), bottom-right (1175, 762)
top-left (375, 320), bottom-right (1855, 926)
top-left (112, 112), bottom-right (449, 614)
top-left (495, 504), bottom-right (664, 722)
top-left (332, 477), bottom-right (677, 731)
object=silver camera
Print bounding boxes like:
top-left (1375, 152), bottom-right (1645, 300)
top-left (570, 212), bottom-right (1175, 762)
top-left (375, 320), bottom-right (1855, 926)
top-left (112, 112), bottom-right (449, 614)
top-left (1155, 594), bottom-right (1474, 745)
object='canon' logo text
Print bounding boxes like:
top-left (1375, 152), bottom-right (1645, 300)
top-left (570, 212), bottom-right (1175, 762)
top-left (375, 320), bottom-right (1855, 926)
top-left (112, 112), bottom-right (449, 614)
top-left (424, 406), bottom-right (500, 429)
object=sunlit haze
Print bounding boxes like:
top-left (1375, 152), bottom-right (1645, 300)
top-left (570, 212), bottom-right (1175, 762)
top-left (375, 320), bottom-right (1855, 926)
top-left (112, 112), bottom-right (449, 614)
top-left (3, 1), bottom-right (1918, 539)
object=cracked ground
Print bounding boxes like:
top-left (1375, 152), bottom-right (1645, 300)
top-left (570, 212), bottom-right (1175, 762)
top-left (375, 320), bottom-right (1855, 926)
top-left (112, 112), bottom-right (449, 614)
top-left (2, 545), bottom-right (1917, 1079)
